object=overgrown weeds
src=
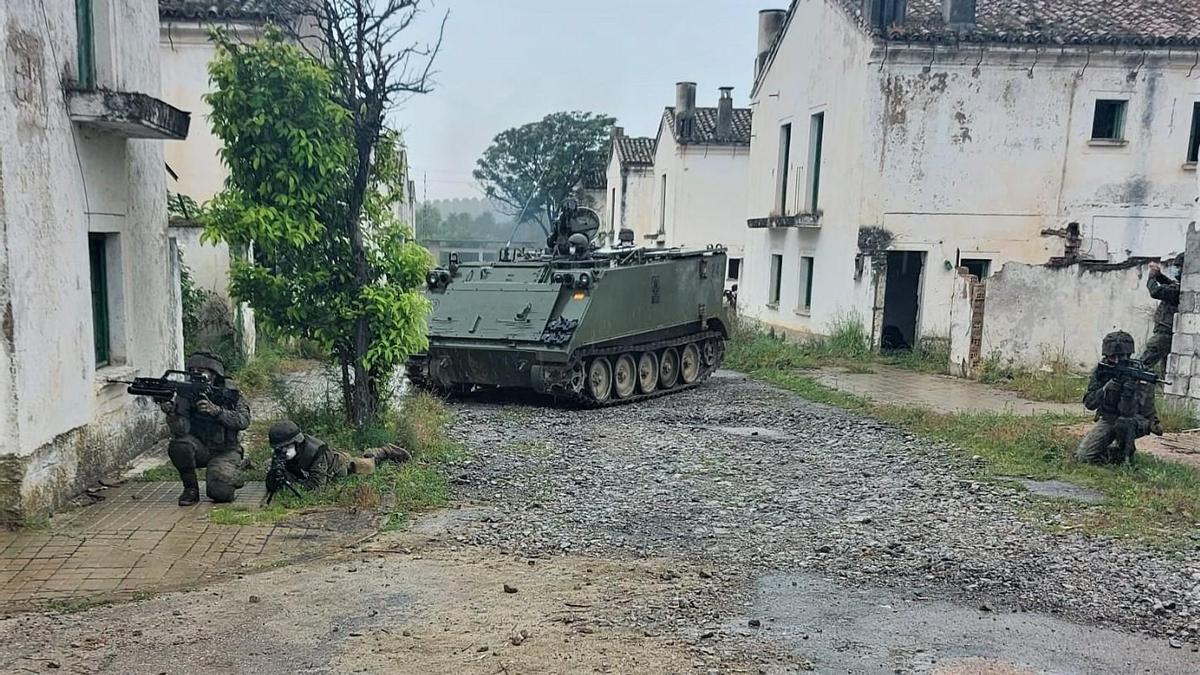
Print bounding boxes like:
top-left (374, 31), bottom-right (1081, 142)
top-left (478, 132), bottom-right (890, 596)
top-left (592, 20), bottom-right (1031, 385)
top-left (979, 353), bottom-right (1086, 403)
top-left (728, 326), bottom-right (1200, 548)
top-left (210, 391), bottom-right (464, 527)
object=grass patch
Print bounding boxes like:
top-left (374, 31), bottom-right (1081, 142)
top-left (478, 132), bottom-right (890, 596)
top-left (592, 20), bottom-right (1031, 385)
top-left (979, 355), bottom-right (1087, 403)
top-left (210, 504), bottom-right (292, 525)
top-left (1158, 397), bottom-right (1199, 433)
top-left (729, 326), bottom-right (1200, 548)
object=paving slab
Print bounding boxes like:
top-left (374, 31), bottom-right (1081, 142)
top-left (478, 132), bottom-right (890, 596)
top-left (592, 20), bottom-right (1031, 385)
top-left (814, 365), bottom-right (1080, 416)
top-left (0, 481), bottom-right (373, 611)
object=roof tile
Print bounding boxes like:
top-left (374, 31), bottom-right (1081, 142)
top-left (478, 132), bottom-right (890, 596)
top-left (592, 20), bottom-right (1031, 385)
top-left (663, 107), bottom-right (753, 145)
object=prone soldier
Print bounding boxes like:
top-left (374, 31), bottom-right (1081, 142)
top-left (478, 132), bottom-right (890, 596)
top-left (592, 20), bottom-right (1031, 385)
top-left (265, 420), bottom-right (411, 499)
top-left (1074, 331), bottom-right (1163, 465)
top-left (162, 352), bottom-right (251, 505)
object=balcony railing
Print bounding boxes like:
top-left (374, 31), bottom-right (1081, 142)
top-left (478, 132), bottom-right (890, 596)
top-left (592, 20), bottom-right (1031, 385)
top-left (746, 212), bottom-right (821, 229)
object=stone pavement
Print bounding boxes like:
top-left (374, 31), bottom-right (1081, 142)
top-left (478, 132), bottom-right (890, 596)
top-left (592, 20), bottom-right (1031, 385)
top-left (0, 480), bottom-right (372, 611)
top-left (814, 365), bottom-right (1079, 415)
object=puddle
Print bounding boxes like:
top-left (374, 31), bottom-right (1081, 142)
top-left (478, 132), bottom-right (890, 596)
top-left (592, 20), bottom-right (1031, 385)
top-left (1009, 478), bottom-right (1105, 504)
top-left (746, 572), bottom-right (1195, 674)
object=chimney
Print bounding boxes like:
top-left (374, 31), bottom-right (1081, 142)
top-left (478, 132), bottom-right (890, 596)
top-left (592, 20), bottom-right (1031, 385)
top-left (942, 0), bottom-right (976, 30)
top-left (756, 9), bottom-right (787, 77)
top-left (675, 81), bottom-right (696, 140)
top-left (716, 87), bottom-right (734, 140)
top-left (863, 0), bottom-right (906, 32)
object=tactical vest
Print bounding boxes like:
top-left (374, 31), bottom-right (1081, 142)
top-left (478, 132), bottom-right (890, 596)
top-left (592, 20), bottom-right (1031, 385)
top-left (187, 387), bottom-right (243, 450)
top-left (289, 436), bottom-right (330, 472)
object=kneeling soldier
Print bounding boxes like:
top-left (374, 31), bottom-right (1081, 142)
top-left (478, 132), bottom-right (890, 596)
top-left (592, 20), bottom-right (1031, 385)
top-left (267, 420), bottom-right (411, 492)
top-left (163, 352), bottom-right (251, 505)
top-left (1074, 331), bottom-right (1162, 465)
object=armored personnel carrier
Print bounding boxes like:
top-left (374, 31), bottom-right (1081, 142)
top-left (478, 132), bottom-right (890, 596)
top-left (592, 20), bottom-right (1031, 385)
top-left (406, 200), bottom-right (730, 405)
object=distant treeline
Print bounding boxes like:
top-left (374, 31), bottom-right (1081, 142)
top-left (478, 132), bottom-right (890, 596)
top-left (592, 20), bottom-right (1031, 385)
top-left (416, 201), bottom-right (543, 243)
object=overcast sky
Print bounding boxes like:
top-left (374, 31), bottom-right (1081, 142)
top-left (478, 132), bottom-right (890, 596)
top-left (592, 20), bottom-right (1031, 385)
top-left (395, 0), bottom-right (782, 201)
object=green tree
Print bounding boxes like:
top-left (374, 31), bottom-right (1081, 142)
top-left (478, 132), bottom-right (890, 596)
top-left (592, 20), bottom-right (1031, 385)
top-left (473, 111), bottom-right (615, 227)
top-left (202, 28), bottom-right (433, 424)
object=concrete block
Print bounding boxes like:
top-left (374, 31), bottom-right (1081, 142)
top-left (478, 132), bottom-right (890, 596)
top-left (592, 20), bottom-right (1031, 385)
top-left (1184, 227), bottom-right (1200, 274)
top-left (1166, 353), bottom-right (1184, 377)
top-left (1177, 314), bottom-right (1200, 336)
top-left (1187, 376), bottom-right (1200, 401)
top-left (1166, 375), bottom-right (1189, 397)
top-left (1174, 332), bottom-right (1196, 357)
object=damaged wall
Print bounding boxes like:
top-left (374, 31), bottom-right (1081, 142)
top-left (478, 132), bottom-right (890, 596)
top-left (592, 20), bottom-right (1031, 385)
top-left (952, 260), bottom-right (1160, 373)
top-left (0, 0), bottom-right (180, 521)
top-left (742, 5), bottom-right (1196, 343)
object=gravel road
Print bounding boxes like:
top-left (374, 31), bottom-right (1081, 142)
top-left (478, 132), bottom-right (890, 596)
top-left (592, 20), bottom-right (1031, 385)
top-left (447, 371), bottom-right (1200, 653)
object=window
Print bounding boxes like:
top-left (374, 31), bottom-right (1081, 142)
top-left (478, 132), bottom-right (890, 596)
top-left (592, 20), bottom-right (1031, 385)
top-left (1188, 103), bottom-right (1200, 164)
top-left (727, 258), bottom-right (741, 281)
top-left (89, 234), bottom-right (109, 366)
top-left (960, 258), bottom-right (991, 280)
top-left (776, 124), bottom-right (792, 214)
top-left (768, 254), bottom-right (783, 306)
top-left (1091, 99), bottom-right (1127, 141)
top-left (806, 113), bottom-right (824, 212)
top-left (659, 174), bottom-right (667, 233)
top-left (610, 187), bottom-right (617, 230)
top-left (798, 256), bottom-right (814, 312)
top-left (76, 0), bottom-right (95, 88)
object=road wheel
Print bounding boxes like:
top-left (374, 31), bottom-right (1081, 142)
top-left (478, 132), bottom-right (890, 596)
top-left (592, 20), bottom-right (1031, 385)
top-left (637, 351), bottom-right (659, 393)
top-left (567, 361), bottom-right (586, 394)
top-left (586, 357), bottom-right (613, 403)
top-left (613, 353), bottom-right (637, 399)
top-left (659, 348), bottom-right (680, 389)
top-left (701, 338), bottom-right (720, 367)
top-left (680, 343), bottom-right (701, 384)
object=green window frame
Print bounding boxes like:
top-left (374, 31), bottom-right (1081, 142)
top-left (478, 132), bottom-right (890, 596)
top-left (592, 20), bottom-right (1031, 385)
top-left (89, 235), bottom-right (109, 366)
top-left (76, 0), bottom-right (95, 89)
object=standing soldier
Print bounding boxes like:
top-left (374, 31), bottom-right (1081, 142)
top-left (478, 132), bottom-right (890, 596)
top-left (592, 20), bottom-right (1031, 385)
top-left (1140, 261), bottom-right (1180, 374)
top-left (1074, 331), bottom-right (1162, 464)
top-left (162, 352), bottom-right (251, 505)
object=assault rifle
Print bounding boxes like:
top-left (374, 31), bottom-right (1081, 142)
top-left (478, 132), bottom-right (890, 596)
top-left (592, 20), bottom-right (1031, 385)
top-left (1096, 362), bottom-right (1171, 387)
top-left (264, 445), bottom-right (304, 504)
top-left (110, 370), bottom-right (240, 407)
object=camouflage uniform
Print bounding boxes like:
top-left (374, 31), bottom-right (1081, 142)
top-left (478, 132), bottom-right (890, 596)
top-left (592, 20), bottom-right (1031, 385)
top-left (1139, 271), bottom-right (1180, 373)
top-left (269, 420), bottom-right (411, 491)
top-left (165, 353), bottom-right (251, 505)
top-left (1074, 332), bottom-right (1160, 464)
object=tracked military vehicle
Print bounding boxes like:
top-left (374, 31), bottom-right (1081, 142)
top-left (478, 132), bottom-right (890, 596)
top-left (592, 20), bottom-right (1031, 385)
top-left (406, 200), bottom-right (730, 406)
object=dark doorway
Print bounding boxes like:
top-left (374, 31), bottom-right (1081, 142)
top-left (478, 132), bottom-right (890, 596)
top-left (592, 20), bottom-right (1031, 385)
top-left (881, 251), bottom-right (924, 351)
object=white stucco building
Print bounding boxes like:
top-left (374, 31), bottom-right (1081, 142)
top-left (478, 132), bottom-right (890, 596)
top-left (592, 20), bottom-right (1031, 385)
top-left (742, 0), bottom-right (1200, 348)
top-left (160, 1), bottom-right (306, 355)
top-left (603, 129), bottom-right (657, 242)
top-left (0, 0), bottom-right (190, 521)
top-left (603, 84), bottom-right (751, 286)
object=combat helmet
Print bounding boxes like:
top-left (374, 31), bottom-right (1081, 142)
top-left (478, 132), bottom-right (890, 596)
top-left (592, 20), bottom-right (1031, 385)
top-left (1101, 330), bottom-right (1136, 358)
top-left (268, 420), bottom-right (304, 449)
top-left (185, 351), bottom-right (226, 378)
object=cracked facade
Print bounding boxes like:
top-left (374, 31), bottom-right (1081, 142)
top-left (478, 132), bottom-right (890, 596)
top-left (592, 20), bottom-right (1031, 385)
top-left (0, 0), bottom-right (189, 521)
top-left (741, 0), bottom-right (1200, 350)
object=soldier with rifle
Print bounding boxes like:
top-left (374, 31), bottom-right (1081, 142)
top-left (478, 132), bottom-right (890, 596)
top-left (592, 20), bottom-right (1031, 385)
top-left (1074, 331), bottom-right (1164, 465)
top-left (264, 420), bottom-right (411, 503)
top-left (157, 352), bottom-right (250, 505)
top-left (1139, 260), bottom-right (1181, 374)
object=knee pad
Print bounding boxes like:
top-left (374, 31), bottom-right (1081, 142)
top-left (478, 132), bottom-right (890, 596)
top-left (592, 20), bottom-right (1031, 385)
top-left (206, 480), bottom-right (237, 504)
top-left (168, 439), bottom-right (197, 469)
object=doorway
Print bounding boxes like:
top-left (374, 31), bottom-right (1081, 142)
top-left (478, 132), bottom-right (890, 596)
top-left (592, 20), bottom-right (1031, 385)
top-left (881, 251), bottom-right (924, 351)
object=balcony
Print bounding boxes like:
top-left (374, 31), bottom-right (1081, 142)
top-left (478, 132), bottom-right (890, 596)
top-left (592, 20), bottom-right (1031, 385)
top-left (68, 89), bottom-right (190, 140)
top-left (746, 212), bottom-right (821, 229)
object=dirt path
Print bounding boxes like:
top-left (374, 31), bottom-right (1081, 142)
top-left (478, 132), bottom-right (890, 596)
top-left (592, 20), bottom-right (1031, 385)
top-left (4, 370), bottom-right (1200, 673)
top-left (0, 516), bottom-right (760, 674)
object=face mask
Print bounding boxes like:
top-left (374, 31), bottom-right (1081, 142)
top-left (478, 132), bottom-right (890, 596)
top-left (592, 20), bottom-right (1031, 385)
top-left (283, 444), bottom-right (297, 460)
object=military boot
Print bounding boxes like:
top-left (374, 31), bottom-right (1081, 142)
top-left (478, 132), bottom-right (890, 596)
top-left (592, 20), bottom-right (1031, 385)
top-left (178, 472), bottom-right (200, 506)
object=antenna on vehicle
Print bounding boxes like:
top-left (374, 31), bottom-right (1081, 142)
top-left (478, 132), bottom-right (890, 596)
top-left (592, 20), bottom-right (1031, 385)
top-left (504, 163), bottom-right (551, 248)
